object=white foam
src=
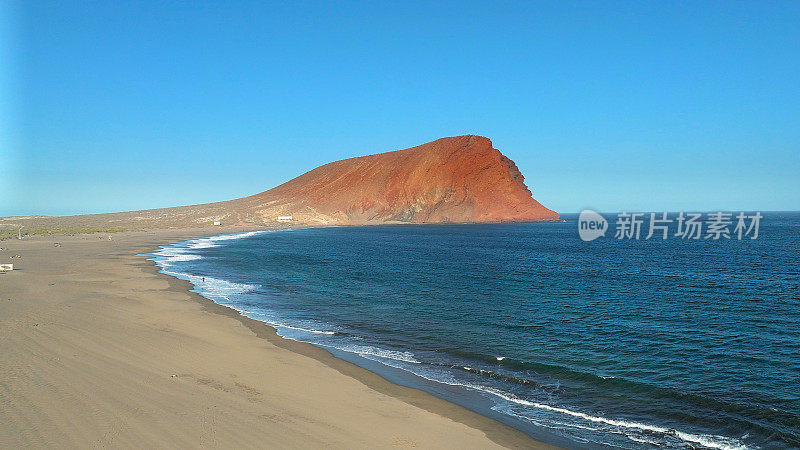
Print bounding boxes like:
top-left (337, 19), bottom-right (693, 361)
top-left (186, 230), bottom-right (266, 250)
top-left (152, 230), bottom-right (269, 268)
top-left (267, 322), bottom-right (337, 335)
top-left (337, 344), bottom-right (421, 364)
top-left (162, 270), bottom-right (259, 303)
top-left (466, 385), bottom-right (748, 450)
top-left (150, 231), bottom-right (269, 302)
top-left (164, 254), bottom-right (203, 262)
top-left (187, 241), bottom-right (217, 249)
top-left (152, 246), bottom-right (200, 267)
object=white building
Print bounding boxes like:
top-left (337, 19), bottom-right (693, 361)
top-left (276, 216), bottom-right (293, 223)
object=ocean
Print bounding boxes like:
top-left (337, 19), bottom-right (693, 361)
top-left (150, 212), bottom-right (799, 449)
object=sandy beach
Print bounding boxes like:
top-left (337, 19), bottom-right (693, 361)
top-left (0, 228), bottom-right (551, 449)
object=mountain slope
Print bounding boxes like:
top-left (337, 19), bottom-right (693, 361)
top-left (3, 135), bottom-right (558, 230)
top-left (241, 135), bottom-right (557, 224)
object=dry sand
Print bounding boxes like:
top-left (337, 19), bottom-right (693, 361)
top-left (0, 228), bottom-right (553, 449)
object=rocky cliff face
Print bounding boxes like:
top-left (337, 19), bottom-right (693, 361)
top-left (241, 135), bottom-right (558, 224)
top-left (2, 136), bottom-right (558, 230)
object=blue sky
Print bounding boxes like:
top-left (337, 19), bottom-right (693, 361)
top-left (2, 1), bottom-right (798, 216)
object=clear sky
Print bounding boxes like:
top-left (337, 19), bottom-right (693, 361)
top-left (2, 1), bottom-right (798, 216)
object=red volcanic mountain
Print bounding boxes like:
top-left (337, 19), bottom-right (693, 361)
top-left (245, 135), bottom-right (558, 224)
top-left (3, 136), bottom-right (558, 230)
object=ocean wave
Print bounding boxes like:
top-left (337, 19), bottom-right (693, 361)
top-left (339, 344), bottom-right (422, 364)
top-left (452, 365), bottom-right (560, 392)
top-left (160, 252), bottom-right (203, 262)
top-left (151, 230), bottom-right (270, 267)
top-left (472, 385), bottom-right (748, 450)
top-left (439, 348), bottom-right (794, 433)
top-left (265, 321), bottom-right (338, 335)
top-left (151, 247), bottom-right (201, 266)
top-left (150, 231), bottom-right (269, 301)
top-left (343, 357), bottom-right (747, 450)
top-left (186, 230), bottom-right (266, 249)
top-left (163, 270), bottom-right (259, 303)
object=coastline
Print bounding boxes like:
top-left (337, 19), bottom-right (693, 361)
top-left (0, 228), bottom-right (553, 449)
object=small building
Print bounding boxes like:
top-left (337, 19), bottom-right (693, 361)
top-left (213, 220), bottom-right (222, 226)
top-left (276, 216), bottom-right (293, 223)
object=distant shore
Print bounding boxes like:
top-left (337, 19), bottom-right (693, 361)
top-left (0, 227), bottom-right (552, 448)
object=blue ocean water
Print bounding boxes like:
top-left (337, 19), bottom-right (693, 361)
top-left (151, 212), bottom-right (800, 449)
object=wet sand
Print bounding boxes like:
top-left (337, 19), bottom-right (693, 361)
top-left (0, 228), bottom-right (553, 449)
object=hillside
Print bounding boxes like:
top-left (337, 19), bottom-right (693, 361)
top-left (2, 135), bottom-right (558, 233)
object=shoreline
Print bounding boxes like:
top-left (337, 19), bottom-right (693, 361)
top-left (0, 228), bottom-right (554, 448)
top-left (141, 231), bottom-right (545, 449)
